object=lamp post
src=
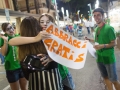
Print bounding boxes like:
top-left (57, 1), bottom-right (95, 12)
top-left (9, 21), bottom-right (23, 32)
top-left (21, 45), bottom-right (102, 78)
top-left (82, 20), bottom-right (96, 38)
top-left (66, 10), bottom-right (69, 18)
top-left (88, 11), bottom-right (90, 20)
top-left (77, 10), bottom-right (80, 22)
top-left (54, 0), bottom-right (60, 27)
top-left (88, 3), bottom-right (92, 21)
top-left (66, 10), bottom-right (69, 23)
top-left (61, 7), bottom-right (65, 26)
top-left (95, 0), bottom-right (99, 8)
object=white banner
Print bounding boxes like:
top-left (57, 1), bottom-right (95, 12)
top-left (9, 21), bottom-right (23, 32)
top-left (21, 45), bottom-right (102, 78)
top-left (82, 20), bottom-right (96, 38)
top-left (43, 23), bottom-right (88, 69)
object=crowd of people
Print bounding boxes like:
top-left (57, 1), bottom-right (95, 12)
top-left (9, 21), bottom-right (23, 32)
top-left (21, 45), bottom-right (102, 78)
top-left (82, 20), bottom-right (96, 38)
top-left (0, 7), bottom-right (120, 90)
top-left (64, 19), bottom-right (96, 38)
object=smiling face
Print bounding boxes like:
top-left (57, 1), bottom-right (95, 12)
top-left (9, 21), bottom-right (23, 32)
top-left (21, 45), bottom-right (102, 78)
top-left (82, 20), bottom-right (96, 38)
top-left (39, 15), bottom-right (50, 31)
top-left (93, 12), bottom-right (104, 25)
top-left (5, 24), bottom-right (15, 36)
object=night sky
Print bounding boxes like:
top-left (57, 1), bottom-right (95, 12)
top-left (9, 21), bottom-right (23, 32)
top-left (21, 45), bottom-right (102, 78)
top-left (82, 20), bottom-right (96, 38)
top-left (56, 0), bottom-right (115, 19)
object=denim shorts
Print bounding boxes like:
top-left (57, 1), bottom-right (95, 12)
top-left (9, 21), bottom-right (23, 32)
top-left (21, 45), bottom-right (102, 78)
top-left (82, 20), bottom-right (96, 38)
top-left (62, 72), bottom-right (75, 90)
top-left (97, 62), bottom-right (118, 82)
top-left (6, 68), bottom-right (24, 83)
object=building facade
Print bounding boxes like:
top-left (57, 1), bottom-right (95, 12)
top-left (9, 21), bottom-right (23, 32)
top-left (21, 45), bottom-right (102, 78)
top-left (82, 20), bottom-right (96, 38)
top-left (0, 0), bottom-right (55, 17)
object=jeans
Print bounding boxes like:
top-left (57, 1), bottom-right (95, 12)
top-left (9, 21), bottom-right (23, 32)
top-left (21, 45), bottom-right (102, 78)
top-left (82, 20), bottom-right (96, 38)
top-left (87, 27), bottom-right (90, 34)
top-left (6, 68), bottom-right (24, 83)
top-left (97, 62), bottom-right (118, 82)
top-left (0, 53), bottom-right (4, 64)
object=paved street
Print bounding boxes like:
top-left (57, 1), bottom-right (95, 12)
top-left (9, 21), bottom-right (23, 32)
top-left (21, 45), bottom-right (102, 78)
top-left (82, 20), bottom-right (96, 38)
top-left (0, 27), bottom-right (120, 90)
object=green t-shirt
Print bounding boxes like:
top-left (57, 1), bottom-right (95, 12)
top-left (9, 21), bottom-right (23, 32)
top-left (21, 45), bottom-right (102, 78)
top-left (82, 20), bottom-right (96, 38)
top-left (0, 34), bottom-right (21, 70)
top-left (58, 64), bottom-right (69, 80)
top-left (95, 24), bottom-right (116, 64)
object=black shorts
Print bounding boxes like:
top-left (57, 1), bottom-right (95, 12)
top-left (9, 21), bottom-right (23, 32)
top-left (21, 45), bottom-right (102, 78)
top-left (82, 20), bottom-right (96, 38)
top-left (6, 68), bottom-right (24, 83)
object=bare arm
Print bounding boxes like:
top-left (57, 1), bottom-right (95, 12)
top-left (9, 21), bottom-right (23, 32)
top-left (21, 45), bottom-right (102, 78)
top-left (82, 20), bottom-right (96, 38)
top-left (94, 40), bottom-right (116, 50)
top-left (105, 40), bottom-right (116, 48)
top-left (0, 36), bottom-right (8, 56)
top-left (9, 36), bottom-right (40, 46)
top-left (9, 31), bottom-right (51, 46)
top-left (1, 40), bottom-right (8, 56)
top-left (85, 37), bottom-right (95, 43)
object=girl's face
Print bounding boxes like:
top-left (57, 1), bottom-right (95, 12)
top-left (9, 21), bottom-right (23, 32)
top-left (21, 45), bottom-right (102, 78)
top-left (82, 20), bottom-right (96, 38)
top-left (5, 24), bottom-right (15, 36)
top-left (40, 15), bottom-right (50, 30)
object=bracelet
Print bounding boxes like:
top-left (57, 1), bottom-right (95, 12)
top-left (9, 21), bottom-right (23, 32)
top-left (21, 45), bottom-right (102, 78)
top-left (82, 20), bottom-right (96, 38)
top-left (104, 44), bottom-right (106, 48)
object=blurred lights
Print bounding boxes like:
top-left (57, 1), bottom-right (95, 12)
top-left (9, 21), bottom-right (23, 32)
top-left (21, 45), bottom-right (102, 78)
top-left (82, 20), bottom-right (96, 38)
top-left (61, 7), bottom-right (64, 15)
top-left (66, 10), bottom-right (69, 17)
top-left (95, 0), bottom-right (99, 8)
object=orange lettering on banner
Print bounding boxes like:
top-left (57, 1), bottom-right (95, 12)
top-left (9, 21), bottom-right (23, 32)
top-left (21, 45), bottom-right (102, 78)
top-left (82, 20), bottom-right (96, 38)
top-left (56, 44), bottom-right (63, 56)
top-left (73, 40), bottom-right (77, 47)
top-left (62, 46), bottom-right (70, 59)
top-left (74, 53), bottom-right (84, 62)
top-left (54, 28), bottom-right (59, 36)
top-left (82, 41), bottom-right (87, 48)
top-left (67, 36), bottom-right (73, 45)
top-left (69, 54), bottom-right (73, 60)
top-left (82, 44), bottom-right (86, 48)
top-left (46, 25), bottom-right (53, 34)
top-left (59, 30), bottom-right (64, 39)
top-left (64, 33), bottom-right (68, 41)
top-left (44, 39), bottom-right (53, 49)
top-left (76, 42), bottom-right (81, 48)
top-left (50, 40), bottom-right (58, 52)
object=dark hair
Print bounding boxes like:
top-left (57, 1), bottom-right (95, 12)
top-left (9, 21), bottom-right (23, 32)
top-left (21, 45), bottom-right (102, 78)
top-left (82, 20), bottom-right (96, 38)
top-left (93, 7), bottom-right (105, 15)
top-left (18, 16), bottom-right (47, 61)
top-left (1, 23), bottom-right (10, 32)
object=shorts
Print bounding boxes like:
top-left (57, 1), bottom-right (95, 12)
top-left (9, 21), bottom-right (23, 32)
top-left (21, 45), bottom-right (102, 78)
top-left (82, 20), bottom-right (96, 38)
top-left (62, 72), bottom-right (75, 90)
top-left (97, 62), bottom-right (118, 82)
top-left (6, 68), bottom-right (24, 83)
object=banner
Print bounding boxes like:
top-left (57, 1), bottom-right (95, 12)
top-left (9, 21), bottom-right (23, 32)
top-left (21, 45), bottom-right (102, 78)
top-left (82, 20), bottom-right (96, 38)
top-left (43, 23), bottom-right (88, 69)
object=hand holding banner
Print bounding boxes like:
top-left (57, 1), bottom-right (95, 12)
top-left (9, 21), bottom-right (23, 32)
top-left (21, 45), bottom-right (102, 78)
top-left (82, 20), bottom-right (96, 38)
top-left (43, 23), bottom-right (88, 69)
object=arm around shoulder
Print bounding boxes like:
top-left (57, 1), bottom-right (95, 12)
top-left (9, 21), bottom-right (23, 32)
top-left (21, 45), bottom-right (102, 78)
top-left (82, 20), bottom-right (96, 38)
top-left (9, 36), bottom-right (41, 46)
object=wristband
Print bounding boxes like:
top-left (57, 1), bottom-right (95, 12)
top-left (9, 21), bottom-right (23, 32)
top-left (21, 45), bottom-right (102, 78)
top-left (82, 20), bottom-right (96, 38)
top-left (104, 44), bottom-right (106, 48)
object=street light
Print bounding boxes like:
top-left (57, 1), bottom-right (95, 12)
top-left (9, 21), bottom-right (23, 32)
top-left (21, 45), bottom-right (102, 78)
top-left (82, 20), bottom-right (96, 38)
top-left (54, 0), bottom-right (60, 27)
top-left (88, 11), bottom-right (89, 13)
top-left (66, 10), bottom-right (69, 17)
top-left (77, 10), bottom-right (80, 21)
top-left (88, 11), bottom-right (90, 20)
top-left (95, 0), bottom-right (99, 8)
top-left (88, 3), bottom-right (92, 21)
top-left (61, 7), bottom-right (65, 25)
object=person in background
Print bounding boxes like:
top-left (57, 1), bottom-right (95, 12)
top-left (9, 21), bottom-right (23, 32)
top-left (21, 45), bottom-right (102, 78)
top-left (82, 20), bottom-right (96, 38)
top-left (0, 23), bottom-right (27, 90)
top-left (9, 15), bottom-right (63, 90)
top-left (89, 20), bottom-right (95, 38)
top-left (66, 25), bottom-right (69, 32)
top-left (85, 7), bottom-right (120, 90)
top-left (85, 19), bottom-right (90, 34)
top-left (73, 23), bottom-right (77, 35)
top-left (69, 25), bottom-right (73, 35)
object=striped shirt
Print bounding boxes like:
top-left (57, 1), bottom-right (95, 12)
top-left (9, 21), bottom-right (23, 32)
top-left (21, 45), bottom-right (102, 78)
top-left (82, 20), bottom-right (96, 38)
top-left (28, 68), bottom-right (63, 90)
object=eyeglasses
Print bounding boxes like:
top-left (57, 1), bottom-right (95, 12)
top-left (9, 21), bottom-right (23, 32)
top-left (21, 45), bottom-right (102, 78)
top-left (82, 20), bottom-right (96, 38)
top-left (6, 26), bottom-right (14, 31)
